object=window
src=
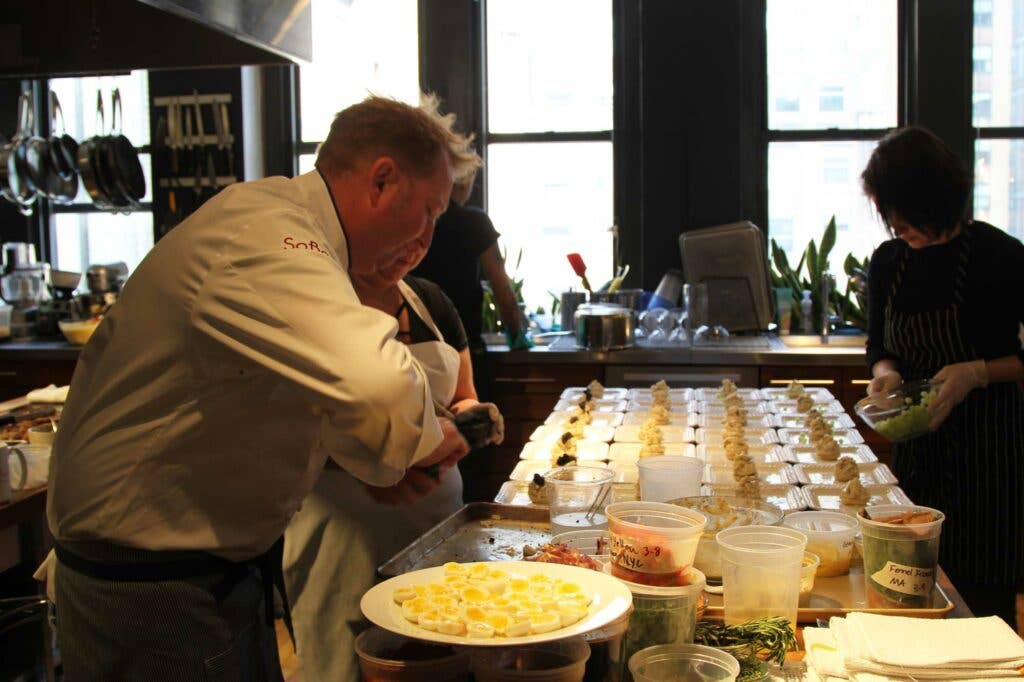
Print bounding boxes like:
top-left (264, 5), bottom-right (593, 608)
top-left (295, 0), bottom-right (419, 172)
top-left (775, 96), bottom-right (800, 113)
top-left (485, 0), bottom-right (613, 309)
top-left (766, 0), bottom-right (895, 287)
top-left (47, 71), bottom-right (153, 276)
top-left (972, 0), bottom-right (1024, 241)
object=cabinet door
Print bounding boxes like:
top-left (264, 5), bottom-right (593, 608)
top-left (758, 366), bottom-right (841, 392)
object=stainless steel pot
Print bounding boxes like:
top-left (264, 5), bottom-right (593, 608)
top-left (574, 303), bottom-right (634, 351)
top-left (589, 288), bottom-right (644, 311)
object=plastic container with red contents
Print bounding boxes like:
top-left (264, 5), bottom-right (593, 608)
top-left (605, 502), bottom-right (707, 587)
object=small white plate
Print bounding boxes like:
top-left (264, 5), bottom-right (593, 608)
top-left (625, 401), bottom-right (690, 414)
top-left (606, 461), bottom-right (639, 484)
top-left (777, 428), bottom-right (864, 446)
top-left (560, 386), bottom-right (629, 400)
top-left (613, 425), bottom-right (695, 443)
top-left (696, 443), bottom-right (786, 463)
top-left (699, 483), bottom-right (806, 511)
top-left (703, 461), bottom-right (799, 486)
top-left (607, 442), bottom-right (696, 462)
top-left (360, 561), bottom-right (634, 647)
top-left (760, 386), bottom-right (837, 401)
top-left (694, 387), bottom-right (764, 401)
top-left (767, 400), bottom-right (846, 415)
top-left (530, 424), bottom-right (616, 443)
top-left (695, 427), bottom-right (780, 445)
top-left (510, 459), bottom-right (609, 482)
top-left (621, 411), bottom-right (694, 426)
top-left (692, 413), bottom-right (778, 429)
top-left (794, 462), bottom-right (898, 487)
top-left (781, 444), bottom-right (879, 464)
top-left (801, 484), bottom-right (913, 513)
top-left (553, 398), bottom-right (628, 412)
top-left (773, 413), bottom-right (855, 429)
top-left (544, 411), bottom-right (624, 428)
top-left (494, 480), bottom-right (639, 506)
top-left (519, 441), bottom-right (610, 462)
top-left (689, 401), bottom-right (770, 416)
top-left (627, 387), bottom-right (694, 401)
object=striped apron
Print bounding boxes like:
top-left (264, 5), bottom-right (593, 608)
top-left (884, 227), bottom-right (1024, 586)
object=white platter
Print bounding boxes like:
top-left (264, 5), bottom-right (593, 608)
top-left (777, 428), bottom-right (864, 446)
top-left (767, 400), bottom-right (846, 415)
top-left (694, 387), bottom-right (764, 401)
top-left (518, 441), bottom-right (610, 462)
top-left (613, 425), bottom-right (695, 444)
top-left (544, 411), bottom-right (624, 428)
top-left (494, 481), bottom-right (639, 507)
top-left (560, 386), bottom-right (629, 401)
top-left (510, 459), bottom-right (608, 482)
top-left (529, 424), bottom-right (615, 443)
top-left (627, 387), bottom-right (694, 401)
top-left (696, 443), bottom-right (786, 463)
top-left (695, 427), bottom-right (780, 445)
top-left (801, 484), bottom-right (913, 513)
top-left (760, 386), bottom-right (837, 401)
top-left (607, 442), bottom-right (696, 463)
top-left (794, 462), bottom-right (898, 487)
top-left (625, 401), bottom-right (690, 414)
top-left (689, 401), bottom-right (770, 416)
top-left (360, 561), bottom-right (634, 647)
top-left (699, 483), bottom-right (807, 511)
top-left (552, 399), bottom-right (628, 413)
top-left (622, 411), bottom-right (692, 426)
top-left (781, 444), bottom-right (878, 464)
top-left (773, 413), bottom-right (855, 430)
top-left (703, 461), bottom-right (798, 486)
top-left (692, 413), bottom-right (778, 429)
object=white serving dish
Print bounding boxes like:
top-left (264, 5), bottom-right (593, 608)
top-left (801, 484), bottom-right (913, 513)
top-left (699, 483), bottom-right (806, 511)
top-left (767, 400), bottom-right (846, 415)
top-left (612, 424), bottom-right (695, 444)
top-left (695, 427), bottom-right (780, 445)
top-left (606, 442), bottom-right (696, 463)
top-left (529, 424), bottom-right (616, 443)
top-left (773, 413), bottom-right (855, 430)
top-left (703, 461), bottom-right (799, 486)
top-left (621, 411), bottom-right (693, 426)
top-left (553, 398), bottom-right (628, 412)
top-left (689, 401), bottom-right (770, 416)
top-left (794, 462), bottom-right (898, 487)
top-left (781, 444), bottom-right (879, 464)
top-left (544, 411), bottom-right (624, 428)
top-left (777, 428), bottom-right (864, 446)
top-left (494, 480), bottom-right (639, 506)
top-left (605, 460), bottom-right (640, 484)
top-left (560, 386), bottom-right (629, 400)
top-left (518, 441), bottom-right (610, 462)
top-left (625, 401), bottom-right (690, 414)
top-left (627, 387), bottom-right (694, 401)
top-left (510, 459), bottom-right (608, 482)
top-left (696, 443), bottom-right (786, 463)
top-left (760, 386), bottom-right (837, 401)
top-left (692, 413), bottom-right (778, 429)
top-left (694, 387), bottom-right (764, 401)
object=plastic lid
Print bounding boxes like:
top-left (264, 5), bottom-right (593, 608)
top-left (629, 643), bottom-right (741, 682)
top-left (609, 565), bottom-right (707, 598)
top-left (784, 511), bottom-right (858, 534)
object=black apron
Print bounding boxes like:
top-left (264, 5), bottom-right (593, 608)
top-left (883, 226), bottom-right (1024, 586)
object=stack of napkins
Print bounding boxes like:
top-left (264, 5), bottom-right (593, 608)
top-left (805, 613), bottom-right (1024, 681)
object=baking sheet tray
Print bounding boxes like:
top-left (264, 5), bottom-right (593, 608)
top-left (378, 503), bottom-right (552, 578)
top-left (703, 563), bottom-right (954, 622)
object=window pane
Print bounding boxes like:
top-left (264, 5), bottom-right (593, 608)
top-left (974, 138), bottom-right (1024, 241)
top-left (972, 0), bottom-right (1024, 127)
top-left (49, 71), bottom-right (149, 145)
top-left (487, 0), bottom-right (612, 133)
top-left (768, 141), bottom-right (888, 288)
top-left (298, 154), bottom-right (316, 175)
top-left (767, 0), bottom-right (897, 130)
top-left (299, 0), bottom-right (419, 143)
top-left (486, 142), bottom-right (613, 309)
top-left (53, 212), bottom-right (154, 277)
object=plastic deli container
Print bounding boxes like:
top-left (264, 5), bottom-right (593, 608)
top-left (783, 511), bottom-right (857, 577)
top-left (617, 567), bottom-right (707, 669)
top-left (716, 525), bottom-right (807, 629)
top-left (606, 502), bottom-right (708, 586)
top-left (355, 627), bottom-right (469, 682)
top-left (859, 504), bottom-right (945, 609)
top-left (546, 466), bottom-right (616, 535)
top-left (669, 496), bottom-right (784, 583)
top-left (628, 644), bottom-right (740, 682)
top-left (551, 529), bottom-right (611, 564)
top-left (584, 611), bottom-right (631, 682)
top-left (636, 456), bottom-right (703, 502)
top-left (799, 552), bottom-right (821, 607)
top-left (471, 637), bottom-right (591, 682)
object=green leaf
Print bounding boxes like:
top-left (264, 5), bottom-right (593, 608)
top-left (844, 253), bottom-right (859, 276)
top-left (806, 240), bottom-right (819, 280)
top-left (819, 216), bottom-right (837, 270)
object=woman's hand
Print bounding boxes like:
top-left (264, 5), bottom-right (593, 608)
top-left (364, 466), bottom-right (448, 505)
top-left (452, 402), bottom-right (505, 448)
top-left (867, 370), bottom-right (902, 396)
top-left (929, 360), bottom-right (988, 430)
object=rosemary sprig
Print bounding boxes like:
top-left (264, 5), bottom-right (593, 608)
top-left (694, 617), bottom-right (798, 666)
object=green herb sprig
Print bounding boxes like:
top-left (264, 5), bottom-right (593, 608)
top-left (694, 617), bottom-right (797, 666)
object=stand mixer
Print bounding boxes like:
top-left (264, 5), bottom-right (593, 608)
top-left (0, 243), bottom-right (50, 339)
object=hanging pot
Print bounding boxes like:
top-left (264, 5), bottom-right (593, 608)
top-left (102, 88), bottom-right (144, 209)
top-left (47, 91), bottom-right (79, 204)
top-left (77, 91), bottom-right (114, 212)
top-left (7, 93), bottom-right (37, 215)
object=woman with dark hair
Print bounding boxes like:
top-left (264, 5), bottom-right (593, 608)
top-left (862, 126), bottom-right (1024, 625)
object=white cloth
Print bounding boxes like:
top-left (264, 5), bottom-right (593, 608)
top-left (26, 384), bottom-right (69, 403)
top-left (46, 171), bottom-right (443, 561)
top-left (284, 279), bottom-right (464, 682)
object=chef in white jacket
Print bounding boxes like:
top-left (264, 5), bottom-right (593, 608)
top-left (45, 95), bottom-right (480, 681)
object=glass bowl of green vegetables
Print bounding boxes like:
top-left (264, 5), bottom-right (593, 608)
top-left (854, 379), bottom-right (943, 442)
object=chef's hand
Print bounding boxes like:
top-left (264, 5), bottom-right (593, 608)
top-left (453, 401), bottom-right (505, 447)
top-left (416, 417), bottom-right (470, 468)
top-left (363, 467), bottom-right (443, 506)
top-left (867, 371), bottom-right (902, 396)
top-left (928, 360), bottom-right (988, 430)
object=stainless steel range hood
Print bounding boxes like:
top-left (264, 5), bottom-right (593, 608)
top-left (0, 0), bottom-right (312, 78)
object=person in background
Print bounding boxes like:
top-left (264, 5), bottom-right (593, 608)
top-left (283, 257), bottom-right (504, 680)
top-left (412, 169), bottom-right (529, 351)
top-left (44, 95), bottom-right (477, 680)
top-left (862, 126), bottom-right (1024, 626)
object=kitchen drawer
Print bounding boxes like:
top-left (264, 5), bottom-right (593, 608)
top-left (608, 365), bottom-right (758, 388)
top-left (0, 359), bottom-right (77, 388)
top-left (759, 366), bottom-right (841, 390)
top-left (489, 364), bottom-right (604, 395)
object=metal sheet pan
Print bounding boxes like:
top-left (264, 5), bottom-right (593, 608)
top-left (378, 503), bottom-right (552, 578)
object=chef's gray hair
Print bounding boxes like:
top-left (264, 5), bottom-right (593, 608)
top-left (316, 93), bottom-right (481, 183)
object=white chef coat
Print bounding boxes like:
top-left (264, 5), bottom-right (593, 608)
top-left (46, 170), bottom-right (444, 561)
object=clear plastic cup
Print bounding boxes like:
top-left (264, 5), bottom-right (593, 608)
top-left (606, 502), bottom-right (707, 586)
top-left (355, 627), bottom-right (469, 682)
top-left (637, 456), bottom-right (703, 502)
top-left (858, 504), bottom-right (945, 609)
top-left (585, 611), bottom-right (631, 682)
top-left (799, 551), bottom-right (821, 607)
top-left (471, 637), bottom-right (591, 682)
top-left (783, 511), bottom-right (857, 577)
top-left (618, 567), bottom-right (707, 667)
top-left (545, 466), bottom-right (616, 535)
top-left (716, 525), bottom-right (807, 628)
top-left (628, 643), bottom-right (740, 682)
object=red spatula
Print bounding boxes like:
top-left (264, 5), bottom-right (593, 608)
top-left (567, 253), bottom-right (592, 293)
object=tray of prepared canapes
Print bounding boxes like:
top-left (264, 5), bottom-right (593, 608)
top-left (692, 413), bottom-right (778, 429)
top-left (699, 484), bottom-right (806, 511)
top-left (606, 442), bottom-right (696, 462)
top-left (696, 427), bottom-right (780, 444)
top-left (553, 398), bottom-right (628, 412)
top-left (703, 462), bottom-right (799, 486)
top-left (560, 386), bottom-right (629, 401)
top-left (760, 386), bottom-right (837, 401)
top-left (613, 425), bottom-right (695, 443)
top-left (627, 387), bottom-right (694, 402)
top-left (768, 400), bottom-right (846, 415)
top-left (518, 441), bottom-right (610, 462)
top-left (774, 413), bottom-right (855, 429)
top-left (625, 401), bottom-right (690, 414)
top-left (778, 428), bottom-right (863, 446)
top-left (694, 387), bottom-right (764, 401)
top-left (621, 411), bottom-right (692, 426)
top-left (794, 462), bottom-right (898, 487)
top-left (510, 459), bottom-right (608, 482)
top-left (782, 444), bottom-right (878, 464)
top-left (801, 484), bottom-right (913, 513)
top-left (544, 411), bottom-right (624, 428)
top-left (529, 424), bottom-right (615, 443)
top-left (494, 481), bottom-right (639, 507)
top-left (697, 443), bottom-right (787, 463)
top-left (689, 401), bottom-right (770, 415)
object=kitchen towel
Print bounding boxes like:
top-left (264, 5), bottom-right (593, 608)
top-left (26, 384), bottom-right (69, 403)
